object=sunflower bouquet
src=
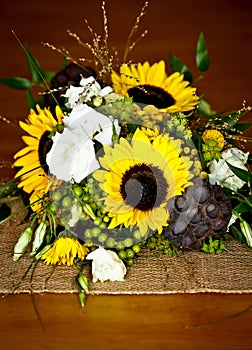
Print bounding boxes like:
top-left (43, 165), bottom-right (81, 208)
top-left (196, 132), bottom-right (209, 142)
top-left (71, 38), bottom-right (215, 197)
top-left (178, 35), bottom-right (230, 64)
top-left (1, 1), bottom-right (252, 306)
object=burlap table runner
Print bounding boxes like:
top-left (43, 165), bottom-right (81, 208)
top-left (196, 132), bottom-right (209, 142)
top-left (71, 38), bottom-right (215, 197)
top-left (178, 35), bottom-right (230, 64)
top-left (1, 198), bottom-right (252, 295)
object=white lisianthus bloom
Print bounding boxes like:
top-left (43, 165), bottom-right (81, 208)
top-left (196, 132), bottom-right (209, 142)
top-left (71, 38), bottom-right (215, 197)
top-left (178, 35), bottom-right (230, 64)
top-left (104, 92), bottom-right (124, 104)
top-left (47, 128), bottom-right (99, 182)
top-left (46, 105), bottom-right (120, 183)
top-left (64, 104), bottom-right (120, 146)
top-left (64, 76), bottom-right (113, 108)
top-left (208, 147), bottom-right (249, 191)
top-left (86, 247), bottom-right (127, 283)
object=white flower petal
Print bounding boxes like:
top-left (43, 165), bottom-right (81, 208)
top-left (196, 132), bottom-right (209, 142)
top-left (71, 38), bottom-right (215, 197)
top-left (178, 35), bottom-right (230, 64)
top-left (86, 247), bottom-right (127, 283)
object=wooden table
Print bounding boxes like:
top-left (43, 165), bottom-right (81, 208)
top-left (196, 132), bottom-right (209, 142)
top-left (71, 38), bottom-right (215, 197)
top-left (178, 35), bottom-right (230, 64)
top-left (0, 1), bottom-right (252, 349)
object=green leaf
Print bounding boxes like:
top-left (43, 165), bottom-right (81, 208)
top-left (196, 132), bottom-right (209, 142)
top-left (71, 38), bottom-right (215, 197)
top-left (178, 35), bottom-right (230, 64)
top-left (25, 45), bottom-right (44, 84)
top-left (0, 203), bottom-right (11, 223)
top-left (0, 77), bottom-right (32, 90)
top-left (234, 123), bottom-right (251, 132)
top-left (61, 56), bottom-right (68, 70)
top-left (168, 53), bottom-right (193, 82)
top-left (230, 225), bottom-right (245, 243)
top-left (197, 99), bottom-right (216, 117)
top-left (27, 89), bottom-right (37, 109)
top-left (226, 162), bottom-right (252, 184)
top-left (221, 111), bottom-right (243, 131)
top-left (43, 71), bottom-right (55, 83)
top-left (196, 32), bottom-right (210, 72)
top-left (234, 201), bottom-right (252, 215)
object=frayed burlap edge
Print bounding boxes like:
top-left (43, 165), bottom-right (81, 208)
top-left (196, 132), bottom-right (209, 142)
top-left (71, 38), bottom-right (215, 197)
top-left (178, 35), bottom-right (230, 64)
top-left (1, 198), bottom-right (252, 295)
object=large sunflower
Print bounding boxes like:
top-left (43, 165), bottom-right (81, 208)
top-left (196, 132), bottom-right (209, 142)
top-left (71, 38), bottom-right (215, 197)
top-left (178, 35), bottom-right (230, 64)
top-left (93, 127), bottom-right (192, 236)
top-left (13, 105), bottom-right (64, 211)
top-left (111, 60), bottom-right (198, 113)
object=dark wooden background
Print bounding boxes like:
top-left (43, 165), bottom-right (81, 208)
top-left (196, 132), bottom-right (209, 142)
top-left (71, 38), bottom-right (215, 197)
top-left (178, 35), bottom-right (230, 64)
top-left (0, 1), bottom-right (252, 349)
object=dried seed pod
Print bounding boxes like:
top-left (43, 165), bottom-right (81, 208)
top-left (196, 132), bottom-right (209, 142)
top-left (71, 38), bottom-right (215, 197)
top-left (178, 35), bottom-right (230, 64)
top-left (164, 181), bottom-right (232, 250)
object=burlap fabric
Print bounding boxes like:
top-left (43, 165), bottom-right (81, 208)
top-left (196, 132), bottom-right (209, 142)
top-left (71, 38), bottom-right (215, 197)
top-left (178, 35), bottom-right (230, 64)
top-left (1, 198), bottom-right (252, 295)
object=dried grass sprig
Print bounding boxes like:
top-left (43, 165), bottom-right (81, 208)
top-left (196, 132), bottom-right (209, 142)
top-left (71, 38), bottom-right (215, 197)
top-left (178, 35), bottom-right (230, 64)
top-left (123, 1), bottom-right (149, 62)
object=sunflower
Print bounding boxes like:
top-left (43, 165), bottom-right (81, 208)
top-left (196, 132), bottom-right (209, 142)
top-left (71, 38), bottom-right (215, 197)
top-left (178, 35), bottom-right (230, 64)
top-left (93, 127), bottom-right (192, 236)
top-left (111, 60), bottom-right (198, 113)
top-left (42, 236), bottom-right (89, 266)
top-left (13, 105), bottom-right (64, 211)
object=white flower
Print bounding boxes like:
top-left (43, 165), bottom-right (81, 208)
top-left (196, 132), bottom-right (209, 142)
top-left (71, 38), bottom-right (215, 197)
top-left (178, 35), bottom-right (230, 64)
top-left (46, 105), bottom-right (120, 183)
top-left (64, 104), bottom-right (120, 146)
top-left (46, 127), bottom-right (99, 182)
top-left (208, 147), bottom-right (249, 191)
top-left (86, 247), bottom-right (127, 283)
top-left (104, 93), bottom-right (124, 104)
top-left (64, 76), bottom-right (113, 108)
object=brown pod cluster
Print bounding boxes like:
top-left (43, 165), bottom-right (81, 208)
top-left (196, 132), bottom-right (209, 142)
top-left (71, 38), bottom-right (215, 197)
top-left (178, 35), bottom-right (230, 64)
top-left (164, 181), bottom-right (232, 250)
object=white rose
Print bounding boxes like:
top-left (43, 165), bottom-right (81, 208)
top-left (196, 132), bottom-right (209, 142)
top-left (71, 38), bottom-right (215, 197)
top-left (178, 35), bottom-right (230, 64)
top-left (208, 147), bottom-right (249, 191)
top-left (86, 247), bottom-right (127, 283)
top-left (64, 76), bottom-right (113, 108)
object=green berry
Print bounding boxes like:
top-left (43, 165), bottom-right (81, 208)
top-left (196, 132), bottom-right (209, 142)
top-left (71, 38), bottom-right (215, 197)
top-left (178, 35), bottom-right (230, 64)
top-left (125, 249), bottom-right (134, 259)
top-left (73, 185), bottom-right (83, 197)
top-left (84, 229), bottom-right (93, 239)
top-left (51, 190), bottom-right (62, 202)
top-left (94, 217), bottom-right (102, 226)
top-left (118, 250), bottom-right (126, 259)
top-left (106, 237), bottom-right (116, 248)
top-left (133, 230), bottom-right (142, 241)
top-left (124, 237), bottom-right (133, 248)
top-left (127, 258), bottom-right (134, 266)
top-left (48, 203), bottom-right (57, 213)
top-left (99, 222), bottom-right (108, 228)
top-left (98, 233), bottom-right (108, 243)
top-left (116, 241), bottom-right (125, 251)
top-left (103, 215), bottom-right (110, 223)
top-left (91, 227), bottom-right (101, 237)
top-left (132, 244), bottom-right (141, 254)
top-left (62, 196), bottom-right (73, 208)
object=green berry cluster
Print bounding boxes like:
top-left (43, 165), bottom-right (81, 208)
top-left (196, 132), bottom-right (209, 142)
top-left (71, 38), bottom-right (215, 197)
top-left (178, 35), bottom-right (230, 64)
top-left (202, 139), bottom-right (222, 161)
top-left (83, 226), bottom-right (142, 266)
top-left (201, 237), bottom-right (225, 254)
top-left (145, 232), bottom-right (180, 256)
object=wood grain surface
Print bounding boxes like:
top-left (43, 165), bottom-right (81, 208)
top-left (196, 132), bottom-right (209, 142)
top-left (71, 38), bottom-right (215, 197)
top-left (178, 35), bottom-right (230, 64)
top-left (0, 1), bottom-right (252, 349)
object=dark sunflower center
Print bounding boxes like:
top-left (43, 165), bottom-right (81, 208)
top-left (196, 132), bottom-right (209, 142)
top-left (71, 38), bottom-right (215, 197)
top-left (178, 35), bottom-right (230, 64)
top-left (120, 163), bottom-right (168, 211)
top-left (127, 84), bottom-right (175, 109)
top-left (38, 131), bottom-right (53, 173)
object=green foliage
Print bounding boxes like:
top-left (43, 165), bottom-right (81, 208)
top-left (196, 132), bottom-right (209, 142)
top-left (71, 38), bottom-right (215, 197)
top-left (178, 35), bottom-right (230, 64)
top-left (26, 89), bottom-right (37, 109)
top-left (25, 45), bottom-right (44, 84)
top-left (168, 53), bottom-right (193, 82)
top-left (196, 98), bottom-right (216, 117)
top-left (145, 232), bottom-right (180, 256)
top-left (226, 162), bottom-right (252, 185)
top-left (196, 32), bottom-right (210, 72)
top-left (0, 45), bottom-right (55, 107)
top-left (0, 77), bottom-right (32, 90)
top-left (201, 237), bottom-right (225, 254)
